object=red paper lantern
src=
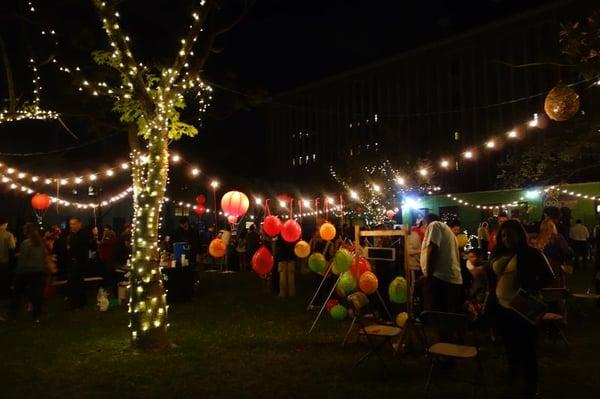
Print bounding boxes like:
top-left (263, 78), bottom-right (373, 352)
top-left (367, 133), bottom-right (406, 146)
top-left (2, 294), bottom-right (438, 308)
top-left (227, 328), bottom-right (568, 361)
top-left (196, 194), bottom-right (206, 204)
top-left (221, 191), bottom-right (249, 217)
top-left (252, 246), bottom-right (274, 275)
top-left (385, 209), bottom-right (395, 219)
top-left (31, 193), bottom-right (51, 210)
top-left (281, 219), bottom-right (302, 243)
top-left (194, 204), bottom-right (206, 215)
top-left (227, 215), bottom-right (238, 224)
top-left (263, 215), bottom-right (282, 237)
top-left (351, 256), bottom-right (372, 278)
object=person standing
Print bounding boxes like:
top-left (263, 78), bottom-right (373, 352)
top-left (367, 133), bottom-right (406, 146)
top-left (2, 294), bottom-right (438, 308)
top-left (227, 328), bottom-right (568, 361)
top-left (245, 224), bottom-right (260, 260)
top-left (276, 238), bottom-right (296, 297)
top-left (8, 223), bottom-right (46, 322)
top-left (420, 213), bottom-right (463, 313)
top-left (66, 218), bottom-right (90, 308)
top-left (533, 219), bottom-right (572, 287)
top-left (97, 225), bottom-right (118, 295)
top-left (491, 220), bottom-right (554, 398)
top-left (569, 219), bottom-right (589, 270)
top-left (0, 217), bottom-right (17, 299)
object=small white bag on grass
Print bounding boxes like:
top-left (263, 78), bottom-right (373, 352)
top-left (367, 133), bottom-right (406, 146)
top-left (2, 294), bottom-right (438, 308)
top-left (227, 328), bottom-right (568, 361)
top-left (97, 288), bottom-right (109, 312)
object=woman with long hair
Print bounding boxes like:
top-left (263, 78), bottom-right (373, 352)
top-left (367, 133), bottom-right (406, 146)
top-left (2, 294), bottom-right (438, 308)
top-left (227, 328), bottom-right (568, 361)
top-left (491, 219), bottom-right (554, 398)
top-left (8, 223), bottom-right (47, 322)
top-left (532, 218), bottom-right (572, 287)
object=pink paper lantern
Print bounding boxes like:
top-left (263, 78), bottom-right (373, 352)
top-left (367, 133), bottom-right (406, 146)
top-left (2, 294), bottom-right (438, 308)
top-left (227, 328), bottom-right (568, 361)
top-left (221, 191), bottom-right (249, 217)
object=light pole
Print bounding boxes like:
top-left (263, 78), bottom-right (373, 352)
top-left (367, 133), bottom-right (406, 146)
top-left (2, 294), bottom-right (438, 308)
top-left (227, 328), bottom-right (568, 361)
top-left (211, 180), bottom-right (219, 230)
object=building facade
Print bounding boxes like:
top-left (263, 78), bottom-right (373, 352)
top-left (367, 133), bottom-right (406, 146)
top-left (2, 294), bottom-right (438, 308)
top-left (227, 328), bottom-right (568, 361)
top-left (265, 0), bottom-right (586, 192)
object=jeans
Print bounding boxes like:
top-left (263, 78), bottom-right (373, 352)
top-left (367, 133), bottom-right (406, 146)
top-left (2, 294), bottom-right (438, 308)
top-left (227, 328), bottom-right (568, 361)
top-left (9, 272), bottom-right (44, 319)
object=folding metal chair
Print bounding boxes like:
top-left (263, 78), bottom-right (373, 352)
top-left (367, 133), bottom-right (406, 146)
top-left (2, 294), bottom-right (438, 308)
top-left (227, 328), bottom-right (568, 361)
top-left (419, 311), bottom-right (486, 397)
top-left (347, 292), bottom-right (402, 373)
top-left (541, 288), bottom-right (570, 345)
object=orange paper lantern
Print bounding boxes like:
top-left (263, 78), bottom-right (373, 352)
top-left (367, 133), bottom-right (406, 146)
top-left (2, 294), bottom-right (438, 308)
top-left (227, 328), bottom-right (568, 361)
top-left (208, 238), bottom-right (226, 258)
top-left (359, 271), bottom-right (379, 295)
top-left (31, 193), bottom-right (51, 210)
top-left (221, 191), bottom-right (249, 217)
top-left (319, 222), bottom-right (336, 241)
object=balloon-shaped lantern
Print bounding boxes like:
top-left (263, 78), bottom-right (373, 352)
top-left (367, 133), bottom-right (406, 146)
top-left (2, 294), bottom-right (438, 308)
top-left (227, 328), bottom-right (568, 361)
top-left (208, 238), bottom-right (226, 258)
top-left (544, 82), bottom-right (580, 122)
top-left (308, 253), bottom-right (326, 273)
top-left (319, 222), bottom-right (336, 241)
top-left (194, 204), bottom-right (206, 216)
top-left (333, 248), bottom-right (353, 273)
top-left (31, 193), bottom-right (51, 210)
top-left (252, 246), bottom-right (274, 275)
top-left (330, 304), bottom-right (348, 321)
top-left (294, 240), bottom-right (311, 258)
top-left (359, 271), bottom-right (379, 295)
top-left (337, 271), bottom-right (357, 294)
top-left (221, 191), bottom-right (249, 217)
top-left (196, 194), bottom-right (206, 204)
top-left (263, 215), bottom-right (282, 237)
top-left (388, 277), bottom-right (408, 304)
top-left (281, 219), bottom-right (302, 243)
top-left (351, 256), bottom-right (372, 278)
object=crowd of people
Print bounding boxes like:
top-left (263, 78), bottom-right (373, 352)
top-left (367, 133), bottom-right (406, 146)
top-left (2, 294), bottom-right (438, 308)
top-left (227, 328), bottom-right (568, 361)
top-left (0, 216), bottom-right (132, 322)
top-left (412, 207), bottom-right (600, 397)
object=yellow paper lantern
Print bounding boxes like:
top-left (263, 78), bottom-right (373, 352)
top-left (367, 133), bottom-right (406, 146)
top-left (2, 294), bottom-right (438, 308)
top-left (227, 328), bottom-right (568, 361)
top-left (396, 312), bottom-right (409, 328)
top-left (544, 82), bottom-right (580, 122)
top-left (320, 222), bottom-right (336, 241)
top-left (209, 238), bottom-right (226, 258)
top-left (294, 240), bottom-right (311, 258)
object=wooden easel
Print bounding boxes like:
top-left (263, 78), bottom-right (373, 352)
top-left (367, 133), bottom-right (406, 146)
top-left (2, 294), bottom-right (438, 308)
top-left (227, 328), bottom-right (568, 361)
top-left (347, 225), bottom-right (424, 353)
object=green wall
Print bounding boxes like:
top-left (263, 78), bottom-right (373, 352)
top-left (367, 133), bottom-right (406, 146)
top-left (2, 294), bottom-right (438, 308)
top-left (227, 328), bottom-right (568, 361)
top-left (401, 182), bottom-right (600, 235)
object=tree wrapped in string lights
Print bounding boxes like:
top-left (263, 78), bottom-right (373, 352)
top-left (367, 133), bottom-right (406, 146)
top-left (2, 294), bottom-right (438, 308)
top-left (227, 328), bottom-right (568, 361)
top-left (86, 0), bottom-right (247, 351)
top-left (330, 159), bottom-right (437, 226)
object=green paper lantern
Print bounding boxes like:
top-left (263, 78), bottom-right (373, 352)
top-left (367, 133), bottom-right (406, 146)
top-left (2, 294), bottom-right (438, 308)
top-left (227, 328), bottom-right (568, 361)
top-left (333, 248), bottom-right (353, 273)
top-left (337, 271), bottom-right (357, 294)
top-left (308, 253), bottom-right (326, 274)
top-left (330, 304), bottom-right (348, 320)
top-left (388, 276), bottom-right (408, 304)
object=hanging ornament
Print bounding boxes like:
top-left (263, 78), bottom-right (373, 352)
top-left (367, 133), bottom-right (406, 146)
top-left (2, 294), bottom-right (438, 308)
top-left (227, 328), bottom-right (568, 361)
top-left (359, 271), bottom-right (379, 295)
top-left (31, 193), bottom-right (51, 210)
top-left (208, 238), bottom-right (226, 258)
top-left (251, 246), bottom-right (274, 275)
top-left (221, 191), bottom-right (249, 217)
top-left (196, 194), bottom-right (206, 204)
top-left (294, 240), bottom-right (311, 258)
top-left (194, 204), bottom-right (206, 215)
top-left (263, 215), bottom-right (282, 237)
top-left (281, 219), bottom-right (302, 243)
top-left (319, 222), bottom-right (336, 241)
top-left (544, 82), bottom-right (580, 122)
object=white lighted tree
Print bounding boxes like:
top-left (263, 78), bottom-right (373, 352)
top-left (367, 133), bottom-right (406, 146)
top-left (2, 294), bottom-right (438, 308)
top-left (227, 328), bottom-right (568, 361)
top-left (83, 0), bottom-right (248, 351)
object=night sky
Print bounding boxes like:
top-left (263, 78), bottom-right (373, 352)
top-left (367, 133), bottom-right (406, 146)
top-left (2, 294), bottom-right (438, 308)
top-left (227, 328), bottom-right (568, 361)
top-left (0, 0), bottom-right (552, 192)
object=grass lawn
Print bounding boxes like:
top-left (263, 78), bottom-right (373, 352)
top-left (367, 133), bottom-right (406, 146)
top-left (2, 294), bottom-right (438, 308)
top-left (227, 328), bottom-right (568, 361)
top-left (1, 268), bottom-right (599, 399)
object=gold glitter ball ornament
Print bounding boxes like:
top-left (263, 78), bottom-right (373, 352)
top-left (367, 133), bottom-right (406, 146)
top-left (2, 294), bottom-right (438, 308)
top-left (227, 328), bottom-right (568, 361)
top-left (544, 82), bottom-right (580, 122)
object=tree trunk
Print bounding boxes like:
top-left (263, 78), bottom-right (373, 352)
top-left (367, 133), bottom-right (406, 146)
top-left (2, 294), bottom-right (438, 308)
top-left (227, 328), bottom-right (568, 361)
top-left (128, 125), bottom-right (170, 351)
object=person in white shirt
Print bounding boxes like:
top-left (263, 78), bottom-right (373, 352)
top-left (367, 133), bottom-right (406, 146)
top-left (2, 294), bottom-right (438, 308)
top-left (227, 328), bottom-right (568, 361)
top-left (420, 213), bottom-right (463, 313)
top-left (569, 219), bottom-right (589, 269)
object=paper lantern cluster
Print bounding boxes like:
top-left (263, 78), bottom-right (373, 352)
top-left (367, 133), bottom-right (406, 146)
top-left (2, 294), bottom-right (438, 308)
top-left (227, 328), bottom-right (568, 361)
top-left (544, 82), bottom-right (580, 122)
